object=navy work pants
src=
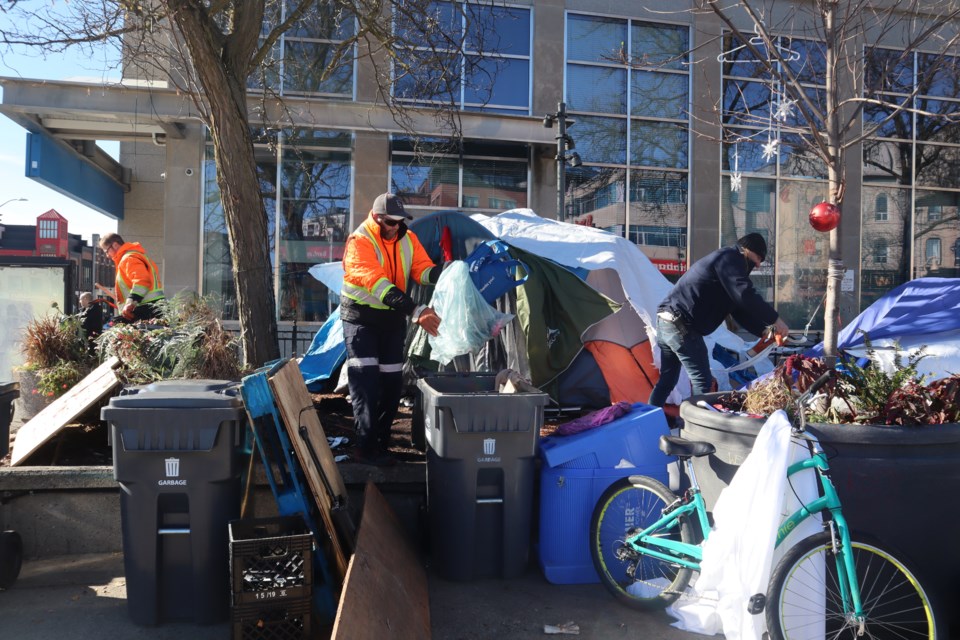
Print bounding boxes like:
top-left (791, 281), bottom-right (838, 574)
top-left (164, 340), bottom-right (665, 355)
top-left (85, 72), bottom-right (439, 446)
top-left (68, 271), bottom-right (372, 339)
top-left (343, 319), bottom-right (405, 454)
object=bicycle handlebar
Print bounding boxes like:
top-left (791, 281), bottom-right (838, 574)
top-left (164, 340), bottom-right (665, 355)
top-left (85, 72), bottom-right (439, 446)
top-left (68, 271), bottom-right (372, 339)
top-left (801, 370), bottom-right (836, 401)
top-left (795, 369), bottom-right (837, 433)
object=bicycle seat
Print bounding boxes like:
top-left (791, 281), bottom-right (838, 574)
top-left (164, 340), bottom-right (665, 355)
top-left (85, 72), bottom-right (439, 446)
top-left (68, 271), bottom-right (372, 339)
top-left (659, 435), bottom-right (716, 459)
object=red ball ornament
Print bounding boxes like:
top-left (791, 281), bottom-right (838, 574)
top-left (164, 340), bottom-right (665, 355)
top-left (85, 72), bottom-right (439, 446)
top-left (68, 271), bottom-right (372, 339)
top-left (809, 201), bottom-right (840, 232)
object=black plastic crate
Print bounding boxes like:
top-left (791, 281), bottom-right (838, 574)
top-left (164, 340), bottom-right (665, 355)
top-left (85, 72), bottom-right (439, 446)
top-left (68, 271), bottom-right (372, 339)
top-left (229, 515), bottom-right (313, 607)
top-left (231, 598), bottom-right (312, 640)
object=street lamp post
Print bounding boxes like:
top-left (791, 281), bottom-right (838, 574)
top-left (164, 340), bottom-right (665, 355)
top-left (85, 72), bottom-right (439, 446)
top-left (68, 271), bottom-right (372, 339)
top-left (0, 197), bottom-right (27, 223)
top-left (543, 103), bottom-right (581, 222)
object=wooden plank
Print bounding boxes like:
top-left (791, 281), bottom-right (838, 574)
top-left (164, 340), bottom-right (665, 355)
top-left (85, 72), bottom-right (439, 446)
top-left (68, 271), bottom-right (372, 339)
top-left (332, 481), bottom-right (430, 640)
top-left (267, 359), bottom-right (350, 580)
top-left (11, 356), bottom-right (121, 466)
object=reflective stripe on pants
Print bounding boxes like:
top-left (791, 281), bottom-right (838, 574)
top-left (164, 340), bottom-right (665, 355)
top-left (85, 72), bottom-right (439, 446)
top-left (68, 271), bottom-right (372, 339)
top-left (343, 319), bottom-right (405, 453)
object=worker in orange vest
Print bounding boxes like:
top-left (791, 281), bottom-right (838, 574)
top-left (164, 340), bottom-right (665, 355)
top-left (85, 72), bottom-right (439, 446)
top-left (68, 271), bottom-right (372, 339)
top-left (341, 193), bottom-right (441, 466)
top-left (96, 233), bottom-right (165, 323)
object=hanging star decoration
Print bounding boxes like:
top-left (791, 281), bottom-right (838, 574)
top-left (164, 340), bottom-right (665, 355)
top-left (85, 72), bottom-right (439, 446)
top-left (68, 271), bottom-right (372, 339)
top-left (774, 98), bottom-right (796, 122)
top-left (761, 138), bottom-right (779, 162)
top-left (730, 142), bottom-right (742, 193)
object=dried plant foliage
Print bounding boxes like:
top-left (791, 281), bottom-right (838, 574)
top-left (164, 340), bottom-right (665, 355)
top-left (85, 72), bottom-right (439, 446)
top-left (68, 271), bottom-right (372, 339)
top-left (96, 292), bottom-right (244, 385)
top-left (18, 313), bottom-right (96, 399)
top-left (741, 375), bottom-right (794, 418)
top-left (19, 313), bottom-right (90, 369)
top-left (736, 336), bottom-right (946, 426)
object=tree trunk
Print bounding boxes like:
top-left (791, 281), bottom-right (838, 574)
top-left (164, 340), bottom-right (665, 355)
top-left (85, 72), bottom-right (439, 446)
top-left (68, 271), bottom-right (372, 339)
top-left (169, 1), bottom-right (279, 367)
top-left (822, 2), bottom-right (841, 359)
top-left (209, 110), bottom-right (279, 367)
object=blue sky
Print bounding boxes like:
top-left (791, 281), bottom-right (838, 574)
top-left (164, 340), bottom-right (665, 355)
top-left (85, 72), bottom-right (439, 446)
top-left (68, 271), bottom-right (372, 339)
top-left (0, 24), bottom-right (121, 244)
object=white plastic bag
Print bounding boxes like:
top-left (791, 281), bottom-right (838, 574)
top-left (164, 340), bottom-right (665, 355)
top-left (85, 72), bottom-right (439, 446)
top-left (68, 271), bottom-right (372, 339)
top-left (428, 261), bottom-right (514, 365)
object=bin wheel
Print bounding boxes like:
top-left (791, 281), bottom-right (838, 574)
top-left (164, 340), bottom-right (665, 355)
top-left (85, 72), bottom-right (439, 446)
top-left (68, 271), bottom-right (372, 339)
top-left (0, 530), bottom-right (23, 589)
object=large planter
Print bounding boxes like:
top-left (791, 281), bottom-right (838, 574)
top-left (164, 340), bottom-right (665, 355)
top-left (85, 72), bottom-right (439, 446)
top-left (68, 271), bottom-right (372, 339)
top-left (13, 369), bottom-right (55, 424)
top-left (680, 393), bottom-right (960, 632)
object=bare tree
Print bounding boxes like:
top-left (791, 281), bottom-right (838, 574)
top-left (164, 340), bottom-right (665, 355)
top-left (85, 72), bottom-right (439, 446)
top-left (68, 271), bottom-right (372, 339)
top-left (0, 0), bottom-right (502, 367)
top-left (698, 0), bottom-right (960, 357)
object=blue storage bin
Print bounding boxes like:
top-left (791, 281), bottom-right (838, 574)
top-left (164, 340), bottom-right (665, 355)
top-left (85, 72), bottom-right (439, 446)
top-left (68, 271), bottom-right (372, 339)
top-left (537, 404), bottom-right (673, 584)
top-left (539, 403), bottom-right (668, 469)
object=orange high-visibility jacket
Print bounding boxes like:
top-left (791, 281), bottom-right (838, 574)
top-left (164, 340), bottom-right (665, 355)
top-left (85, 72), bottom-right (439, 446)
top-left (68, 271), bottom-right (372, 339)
top-left (111, 242), bottom-right (165, 305)
top-left (341, 214), bottom-right (435, 310)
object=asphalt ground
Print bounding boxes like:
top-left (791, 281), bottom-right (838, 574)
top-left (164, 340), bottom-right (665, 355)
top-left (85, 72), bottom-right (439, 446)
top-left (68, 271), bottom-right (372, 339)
top-left (0, 552), bottom-right (701, 640)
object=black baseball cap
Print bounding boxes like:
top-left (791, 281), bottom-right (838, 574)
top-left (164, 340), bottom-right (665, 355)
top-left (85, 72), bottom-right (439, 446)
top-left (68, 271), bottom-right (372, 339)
top-left (737, 232), bottom-right (767, 262)
top-left (371, 193), bottom-right (412, 220)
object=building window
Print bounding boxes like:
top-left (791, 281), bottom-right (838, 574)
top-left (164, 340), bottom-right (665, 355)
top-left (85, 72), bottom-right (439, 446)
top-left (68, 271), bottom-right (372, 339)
top-left (394, 2), bottom-right (532, 115)
top-left (926, 237), bottom-right (941, 267)
top-left (874, 238), bottom-right (888, 264)
top-left (874, 194), bottom-right (888, 221)
top-left (390, 138), bottom-right (529, 213)
top-left (249, 2), bottom-right (355, 98)
top-left (202, 128), bottom-right (352, 323)
top-left (39, 219), bottom-right (58, 239)
top-left (564, 12), bottom-right (690, 281)
top-left (863, 48), bottom-right (960, 284)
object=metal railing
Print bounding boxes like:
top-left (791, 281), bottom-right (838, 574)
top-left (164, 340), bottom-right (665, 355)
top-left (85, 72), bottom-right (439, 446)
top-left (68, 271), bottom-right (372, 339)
top-left (223, 321), bottom-right (322, 360)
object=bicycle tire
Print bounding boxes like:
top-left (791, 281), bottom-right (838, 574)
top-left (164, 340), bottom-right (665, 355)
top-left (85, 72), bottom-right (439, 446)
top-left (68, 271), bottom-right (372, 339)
top-left (589, 475), bottom-right (695, 610)
top-left (766, 531), bottom-right (938, 640)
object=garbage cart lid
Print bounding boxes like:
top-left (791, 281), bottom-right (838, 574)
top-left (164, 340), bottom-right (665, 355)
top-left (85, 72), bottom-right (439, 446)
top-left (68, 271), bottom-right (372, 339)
top-left (0, 381), bottom-right (19, 397)
top-left (122, 379), bottom-right (238, 395)
top-left (105, 390), bottom-right (242, 410)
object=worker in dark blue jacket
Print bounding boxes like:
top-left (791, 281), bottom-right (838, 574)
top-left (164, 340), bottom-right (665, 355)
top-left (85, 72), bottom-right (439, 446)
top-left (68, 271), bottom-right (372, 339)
top-left (648, 233), bottom-right (788, 407)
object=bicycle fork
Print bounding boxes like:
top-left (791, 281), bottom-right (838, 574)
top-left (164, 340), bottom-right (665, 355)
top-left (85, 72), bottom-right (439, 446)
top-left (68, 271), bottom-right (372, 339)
top-left (827, 518), bottom-right (867, 635)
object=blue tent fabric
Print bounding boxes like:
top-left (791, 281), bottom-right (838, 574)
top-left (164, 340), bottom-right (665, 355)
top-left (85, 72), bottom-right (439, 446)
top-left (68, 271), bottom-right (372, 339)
top-left (808, 278), bottom-right (960, 355)
top-left (407, 209), bottom-right (496, 262)
top-left (300, 305), bottom-right (346, 392)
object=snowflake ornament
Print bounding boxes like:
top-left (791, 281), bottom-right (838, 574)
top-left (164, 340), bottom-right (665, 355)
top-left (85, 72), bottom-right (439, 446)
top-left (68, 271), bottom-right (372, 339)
top-left (761, 138), bottom-right (779, 162)
top-left (774, 99), bottom-right (796, 122)
top-left (730, 172), bottom-right (742, 193)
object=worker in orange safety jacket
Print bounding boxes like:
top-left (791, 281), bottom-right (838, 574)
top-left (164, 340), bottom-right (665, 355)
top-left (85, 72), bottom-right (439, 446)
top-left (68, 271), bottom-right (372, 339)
top-left (96, 233), bottom-right (165, 323)
top-left (341, 193), bottom-right (441, 466)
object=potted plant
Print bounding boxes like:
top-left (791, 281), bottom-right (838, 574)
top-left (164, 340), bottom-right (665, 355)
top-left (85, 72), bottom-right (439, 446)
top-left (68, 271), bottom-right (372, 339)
top-left (15, 313), bottom-right (95, 421)
top-left (679, 351), bottom-right (960, 632)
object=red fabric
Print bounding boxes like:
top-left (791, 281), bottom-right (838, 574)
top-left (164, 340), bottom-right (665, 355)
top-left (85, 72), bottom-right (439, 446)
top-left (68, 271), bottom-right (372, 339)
top-left (440, 226), bottom-right (454, 262)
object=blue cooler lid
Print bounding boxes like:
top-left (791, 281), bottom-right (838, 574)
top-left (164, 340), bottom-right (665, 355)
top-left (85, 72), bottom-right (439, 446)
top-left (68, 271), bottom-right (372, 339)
top-left (539, 402), bottom-right (667, 468)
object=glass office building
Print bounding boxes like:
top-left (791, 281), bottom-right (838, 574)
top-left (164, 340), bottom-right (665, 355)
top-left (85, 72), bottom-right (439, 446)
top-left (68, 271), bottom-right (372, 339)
top-left (7, 2), bottom-right (953, 335)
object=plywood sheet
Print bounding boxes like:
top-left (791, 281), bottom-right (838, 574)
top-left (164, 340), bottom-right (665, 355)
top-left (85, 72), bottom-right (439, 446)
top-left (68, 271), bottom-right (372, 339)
top-left (332, 481), bottom-right (430, 640)
top-left (11, 356), bottom-right (121, 466)
top-left (267, 359), bottom-right (350, 579)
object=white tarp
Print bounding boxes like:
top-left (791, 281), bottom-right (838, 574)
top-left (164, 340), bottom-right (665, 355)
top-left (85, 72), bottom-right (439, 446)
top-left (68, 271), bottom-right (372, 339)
top-left (307, 262), bottom-right (346, 295)
top-left (668, 411), bottom-right (821, 638)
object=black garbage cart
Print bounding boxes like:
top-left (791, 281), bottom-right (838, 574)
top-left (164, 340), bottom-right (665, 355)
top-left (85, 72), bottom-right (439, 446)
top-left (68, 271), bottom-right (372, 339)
top-left (101, 380), bottom-right (245, 625)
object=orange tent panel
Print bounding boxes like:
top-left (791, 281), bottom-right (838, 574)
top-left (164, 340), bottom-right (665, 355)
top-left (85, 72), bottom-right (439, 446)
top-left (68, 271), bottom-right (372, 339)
top-left (583, 340), bottom-right (660, 405)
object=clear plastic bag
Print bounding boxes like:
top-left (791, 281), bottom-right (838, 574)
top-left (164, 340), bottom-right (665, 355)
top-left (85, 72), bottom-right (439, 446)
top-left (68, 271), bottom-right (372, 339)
top-left (428, 260), bottom-right (515, 365)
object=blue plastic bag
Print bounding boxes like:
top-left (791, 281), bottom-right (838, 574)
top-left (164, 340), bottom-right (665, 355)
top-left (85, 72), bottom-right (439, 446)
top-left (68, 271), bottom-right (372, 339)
top-left (428, 260), bottom-right (515, 365)
top-left (465, 240), bottom-right (529, 305)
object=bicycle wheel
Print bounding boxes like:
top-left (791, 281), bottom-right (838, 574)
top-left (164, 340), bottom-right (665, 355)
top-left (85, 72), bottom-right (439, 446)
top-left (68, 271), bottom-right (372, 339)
top-left (767, 532), bottom-right (938, 640)
top-left (589, 475), bottom-right (694, 610)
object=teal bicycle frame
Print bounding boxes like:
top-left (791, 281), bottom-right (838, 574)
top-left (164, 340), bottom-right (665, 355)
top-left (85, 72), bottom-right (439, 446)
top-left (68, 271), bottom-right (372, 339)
top-left (774, 434), bottom-right (865, 623)
top-left (624, 430), bottom-right (866, 623)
